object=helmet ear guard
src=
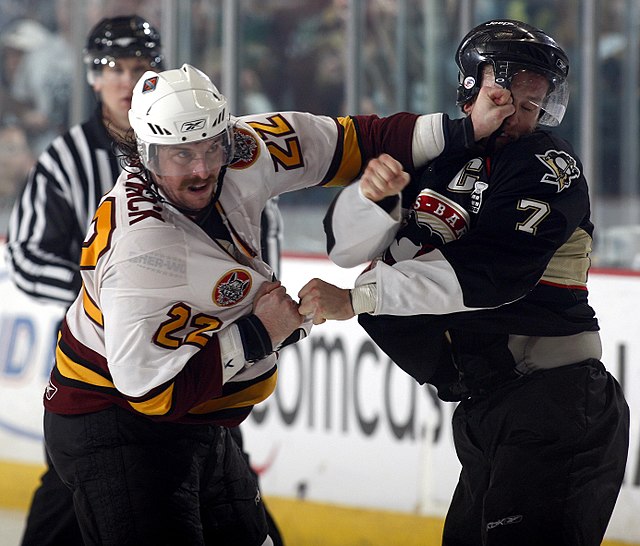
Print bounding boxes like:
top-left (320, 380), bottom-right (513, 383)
top-left (455, 19), bottom-right (570, 126)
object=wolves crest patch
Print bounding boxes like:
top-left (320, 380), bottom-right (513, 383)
top-left (229, 128), bottom-right (260, 169)
top-left (213, 269), bottom-right (252, 307)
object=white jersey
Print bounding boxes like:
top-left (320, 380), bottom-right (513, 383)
top-left (45, 110), bottom-right (421, 425)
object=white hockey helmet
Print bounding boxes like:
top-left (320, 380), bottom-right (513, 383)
top-left (128, 63), bottom-right (233, 175)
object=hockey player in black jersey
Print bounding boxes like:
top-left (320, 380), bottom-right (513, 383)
top-left (299, 19), bottom-right (629, 546)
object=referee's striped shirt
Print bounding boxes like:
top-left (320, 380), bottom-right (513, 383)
top-left (5, 106), bottom-right (282, 306)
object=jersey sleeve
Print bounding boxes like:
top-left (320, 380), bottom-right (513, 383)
top-left (5, 118), bottom-right (119, 306)
top-left (6, 157), bottom-right (84, 305)
top-left (90, 212), bottom-right (292, 421)
top-left (235, 111), bottom-right (421, 198)
top-left (97, 232), bottom-right (229, 401)
top-left (323, 114), bottom-right (483, 267)
top-left (324, 182), bottom-right (403, 267)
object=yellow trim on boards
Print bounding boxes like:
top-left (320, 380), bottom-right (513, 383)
top-left (0, 460), bottom-right (44, 510)
top-left (0, 460), bottom-right (635, 546)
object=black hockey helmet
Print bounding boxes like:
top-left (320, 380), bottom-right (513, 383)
top-left (84, 15), bottom-right (163, 83)
top-left (455, 19), bottom-right (569, 126)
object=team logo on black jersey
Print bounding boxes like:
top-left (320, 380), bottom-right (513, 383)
top-left (213, 269), bottom-right (252, 307)
top-left (536, 150), bottom-right (580, 192)
top-left (229, 128), bottom-right (260, 170)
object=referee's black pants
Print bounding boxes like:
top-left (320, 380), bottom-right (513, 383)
top-left (20, 450), bottom-right (83, 546)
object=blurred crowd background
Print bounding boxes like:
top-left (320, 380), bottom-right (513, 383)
top-left (0, 0), bottom-right (638, 268)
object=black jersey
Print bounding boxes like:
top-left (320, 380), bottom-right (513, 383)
top-left (391, 129), bottom-right (596, 336)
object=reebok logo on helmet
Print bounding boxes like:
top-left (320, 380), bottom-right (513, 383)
top-left (181, 119), bottom-right (206, 133)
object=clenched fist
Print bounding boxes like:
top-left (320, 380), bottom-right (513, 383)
top-left (298, 278), bottom-right (354, 325)
top-left (359, 153), bottom-right (410, 202)
top-left (469, 85), bottom-right (515, 140)
top-left (253, 281), bottom-right (304, 345)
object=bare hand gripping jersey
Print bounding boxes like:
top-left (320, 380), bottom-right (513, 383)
top-left (44, 111), bottom-right (419, 425)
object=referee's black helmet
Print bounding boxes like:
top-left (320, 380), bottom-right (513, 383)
top-left (84, 15), bottom-right (163, 83)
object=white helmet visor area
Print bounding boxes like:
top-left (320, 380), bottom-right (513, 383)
top-left (140, 129), bottom-right (234, 177)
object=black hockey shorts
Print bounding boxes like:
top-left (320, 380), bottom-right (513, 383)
top-left (44, 405), bottom-right (269, 546)
top-left (442, 359), bottom-right (629, 546)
